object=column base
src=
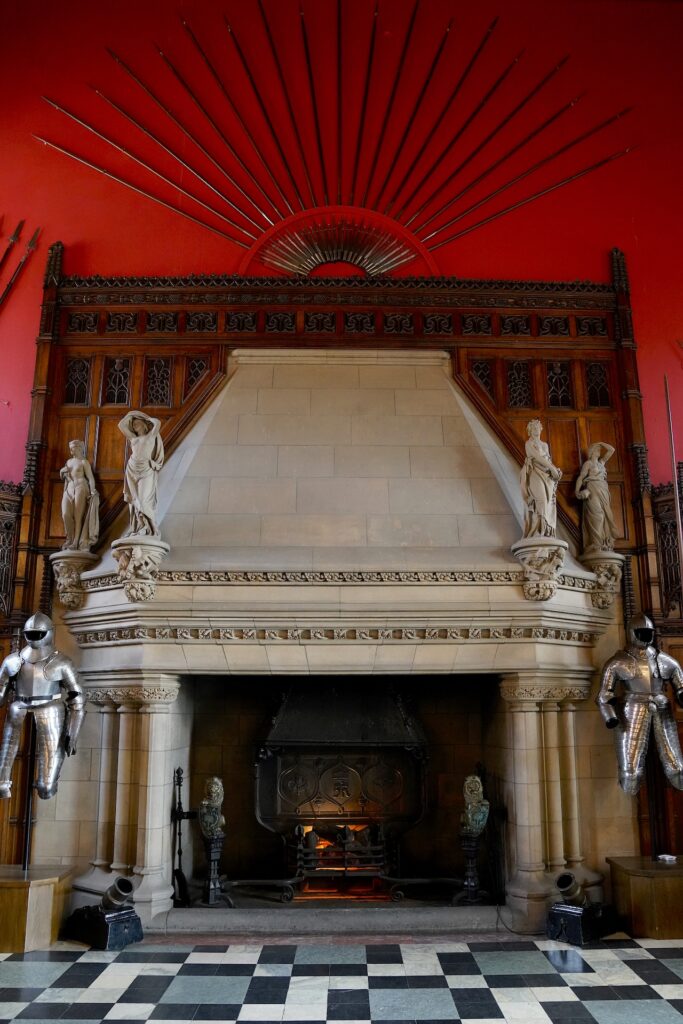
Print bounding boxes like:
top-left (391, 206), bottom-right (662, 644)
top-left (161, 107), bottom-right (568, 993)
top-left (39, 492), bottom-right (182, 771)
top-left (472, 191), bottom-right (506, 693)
top-left (504, 870), bottom-right (555, 933)
top-left (131, 869), bottom-right (174, 925)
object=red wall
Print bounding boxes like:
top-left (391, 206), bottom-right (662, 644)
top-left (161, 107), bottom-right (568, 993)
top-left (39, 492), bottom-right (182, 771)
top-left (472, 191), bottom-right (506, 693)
top-left (1, 0), bottom-right (682, 483)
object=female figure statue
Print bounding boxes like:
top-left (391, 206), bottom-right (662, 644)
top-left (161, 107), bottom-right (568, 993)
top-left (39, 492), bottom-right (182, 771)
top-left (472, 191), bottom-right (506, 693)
top-left (59, 440), bottom-right (100, 551)
top-left (118, 411), bottom-right (164, 537)
top-left (520, 419), bottom-right (562, 538)
top-left (575, 442), bottom-right (616, 554)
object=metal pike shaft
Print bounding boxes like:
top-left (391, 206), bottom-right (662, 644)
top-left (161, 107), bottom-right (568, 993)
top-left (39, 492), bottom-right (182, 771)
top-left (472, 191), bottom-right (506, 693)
top-left (0, 221), bottom-right (24, 276)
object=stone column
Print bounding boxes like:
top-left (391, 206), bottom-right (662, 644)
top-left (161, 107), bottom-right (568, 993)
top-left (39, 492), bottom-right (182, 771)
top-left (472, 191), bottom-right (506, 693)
top-left (72, 673), bottom-right (180, 923)
top-left (559, 699), bottom-right (603, 890)
top-left (71, 703), bottom-right (119, 894)
top-left (110, 703), bottom-right (139, 875)
top-left (130, 676), bottom-right (181, 923)
top-left (499, 671), bottom-right (593, 932)
top-left (541, 701), bottom-right (566, 873)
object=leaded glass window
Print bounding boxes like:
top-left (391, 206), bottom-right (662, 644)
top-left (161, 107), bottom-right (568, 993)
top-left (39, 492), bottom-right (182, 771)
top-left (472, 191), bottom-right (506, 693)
top-left (185, 357), bottom-right (208, 396)
top-left (507, 360), bottom-right (533, 408)
top-left (586, 362), bottom-right (611, 407)
top-left (104, 358), bottom-right (131, 405)
top-left (471, 359), bottom-right (494, 400)
top-left (547, 361), bottom-right (573, 408)
top-left (64, 358), bottom-right (90, 405)
top-left (145, 357), bottom-right (171, 406)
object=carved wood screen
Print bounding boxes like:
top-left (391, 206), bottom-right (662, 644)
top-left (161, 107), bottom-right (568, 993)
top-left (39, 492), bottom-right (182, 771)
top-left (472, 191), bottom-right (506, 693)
top-left (0, 241), bottom-right (674, 862)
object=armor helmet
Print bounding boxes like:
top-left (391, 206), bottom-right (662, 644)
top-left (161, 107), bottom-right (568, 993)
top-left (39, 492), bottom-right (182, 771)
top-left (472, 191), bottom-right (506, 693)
top-left (627, 612), bottom-right (655, 649)
top-left (23, 611), bottom-right (54, 649)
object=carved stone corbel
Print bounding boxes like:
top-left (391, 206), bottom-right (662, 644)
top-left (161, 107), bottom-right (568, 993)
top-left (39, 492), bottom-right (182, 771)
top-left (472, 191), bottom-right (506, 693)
top-left (49, 550), bottom-right (99, 609)
top-left (111, 537), bottom-right (170, 602)
top-left (580, 550), bottom-right (624, 609)
top-left (510, 537), bottom-right (568, 601)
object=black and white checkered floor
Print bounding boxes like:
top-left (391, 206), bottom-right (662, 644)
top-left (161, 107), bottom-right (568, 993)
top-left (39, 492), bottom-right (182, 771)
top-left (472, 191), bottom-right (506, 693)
top-left (2, 937), bottom-right (683, 1024)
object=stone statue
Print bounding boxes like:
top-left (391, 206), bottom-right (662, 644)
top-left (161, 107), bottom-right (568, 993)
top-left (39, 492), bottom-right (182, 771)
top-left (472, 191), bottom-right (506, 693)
top-left (59, 440), bottom-right (100, 551)
top-left (118, 411), bottom-right (164, 538)
top-left (198, 776), bottom-right (226, 839)
top-left (597, 613), bottom-right (683, 794)
top-left (460, 774), bottom-right (489, 838)
top-left (0, 612), bottom-right (85, 800)
top-left (575, 442), bottom-right (617, 555)
top-left (520, 419), bottom-right (562, 538)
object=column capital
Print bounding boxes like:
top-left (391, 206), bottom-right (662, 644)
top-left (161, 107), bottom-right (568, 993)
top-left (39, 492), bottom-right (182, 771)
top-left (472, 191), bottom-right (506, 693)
top-left (499, 670), bottom-right (592, 705)
top-left (82, 670), bottom-right (181, 708)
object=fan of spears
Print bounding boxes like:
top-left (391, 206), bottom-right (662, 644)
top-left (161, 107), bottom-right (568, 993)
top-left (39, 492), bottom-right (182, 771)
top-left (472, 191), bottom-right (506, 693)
top-left (0, 220), bottom-right (40, 313)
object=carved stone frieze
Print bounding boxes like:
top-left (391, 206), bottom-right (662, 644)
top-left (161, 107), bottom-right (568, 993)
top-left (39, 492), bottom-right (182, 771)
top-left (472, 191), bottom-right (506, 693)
top-left (111, 537), bottom-right (170, 602)
top-left (85, 684), bottom-right (180, 706)
top-left (500, 681), bottom-right (591, 703)
top-left (72, 623), bottom-right (599, 648)
top-left (511, 537), bottom-right (569, 601)
top-left (50, 551), bottom-right (99, 609)
top-left (79, 566), bottom-right (600, 591)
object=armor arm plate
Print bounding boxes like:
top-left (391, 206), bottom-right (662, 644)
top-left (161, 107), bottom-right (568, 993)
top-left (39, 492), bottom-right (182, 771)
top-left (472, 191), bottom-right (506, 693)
top-left (659, 652), bottom-right (683, 707)
top-left (0, 654), bottom-right (21, 707)
top-left (56, 657), bottom-right (86, 756)
top-left (596, 656), bottom-right (625, 728)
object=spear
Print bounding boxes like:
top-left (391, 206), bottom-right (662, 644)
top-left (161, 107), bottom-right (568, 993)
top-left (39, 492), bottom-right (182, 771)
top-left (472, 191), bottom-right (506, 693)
top-left (0, 221), bottom-right (24, 276)
top-left (0, 228), bottom-right (40, 309)
top-left (33, 136), bottom-right (247, 246)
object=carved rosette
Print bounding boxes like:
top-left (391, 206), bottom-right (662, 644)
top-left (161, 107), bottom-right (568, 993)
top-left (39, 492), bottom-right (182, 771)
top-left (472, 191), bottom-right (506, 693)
top-left (49, 550), bottom-right (99, 609)
top-left (511, 537), bottom-right (568, 601)
top-left (111, 537), bottom-right (170, 602)
top-left (580, 550), bottom-right (624, 609)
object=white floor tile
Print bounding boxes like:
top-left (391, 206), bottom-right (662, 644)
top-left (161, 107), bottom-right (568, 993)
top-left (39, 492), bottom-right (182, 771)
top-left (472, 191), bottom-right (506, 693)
top-left (237, 1005), bottom-right (284, 1021)
top-left (104, 1002), bottom-right (156, 1020)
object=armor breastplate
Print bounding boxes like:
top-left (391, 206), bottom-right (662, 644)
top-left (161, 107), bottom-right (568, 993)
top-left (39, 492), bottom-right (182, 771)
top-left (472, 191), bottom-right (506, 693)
top-left (622, 647), bottom-right (663, 696)
top-left (14, 658), bottom-right (62, 701)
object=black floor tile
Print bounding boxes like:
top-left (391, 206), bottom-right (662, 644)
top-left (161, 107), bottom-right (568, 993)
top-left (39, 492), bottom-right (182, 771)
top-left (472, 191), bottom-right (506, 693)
top-left (258, 945), bottom-right (297, 964)
top-left (61, 1004), bottom-right (115, 1019)
top-left (523, 974), bottom-right (567, 987)
top-left (48, 966), bottom-right (107, 988)
top-left (467, 942), bottom-right (503, 951)
top-left (193, 945), bottom-right (228, 953)
top-left (328, 990), bottom-right (371, 1007)
top-left (0, 988), bottom-right (48, 1001)
top-left (406, 975), bottom-right (448, 988)
top-left (16, 1006), bottom-right (66, 1020)
top-left (215, 964), bottom-right (256, 976)
top-left (647, 947), bottom-right (683, 959)
top-left (119, 977), bottom-right (173, 1002)
top-left (625, 963), bottom-right (682, 985)
top-left (438, 953), bottom-right (478, 967)
top-left (611, 985), bottom-right (662, 999)
top-left (544, 950), bottom-right (595, 973)
top-left (368, 976), bottom-right (408, 988)
top-left (501, 942), bottom-right (539, 952)
top-left (114, 953), bottom-right (154, 963)
top-left (442, 964), bottom-right (482, 975)
top-left (483, 974), bottom-right (529, 987)
top-left (451, 990), bottom-right (503, 1018)
top-left (149, 1004), bottom-right (199, 1019)
top-left (450, 988), bottom-right (496, 1003)
top-left (243, 978), bottom-right (290, 1003)
top-left (542, 1003), bottom-right (595, 1022)
top-left (326, 1006), bottom-right (371, 1021)
top-left (573, 985), bottom-right (620, 1000)
top-left (194, 1006), bottom-right (242, 1020)
top-left (669, 1000), bottom-right (683, 1013)
top-left (329, 965), bottom-right (367, 976)
top-left (291, 964), bottom-right (329, 976)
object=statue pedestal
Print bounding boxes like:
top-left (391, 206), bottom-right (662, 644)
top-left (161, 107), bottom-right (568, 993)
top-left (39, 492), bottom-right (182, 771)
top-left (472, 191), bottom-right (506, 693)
top-left (0, 866), bottom-right (73, 952)
top-left (580, 550), bottom-right (624, 609)
top-left (511, 537), bottom-right (568, 601)
top-left (111, 537), bottom-right (170, 602)
top-left (50, 551), bottom-right (99, 609)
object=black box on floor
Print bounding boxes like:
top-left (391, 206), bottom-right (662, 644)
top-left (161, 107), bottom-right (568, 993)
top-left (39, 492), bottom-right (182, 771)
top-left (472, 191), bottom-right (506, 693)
top-left (546, 902), bottom-right (615, 945)
top-left (62, 904), bottom-right (144, 950)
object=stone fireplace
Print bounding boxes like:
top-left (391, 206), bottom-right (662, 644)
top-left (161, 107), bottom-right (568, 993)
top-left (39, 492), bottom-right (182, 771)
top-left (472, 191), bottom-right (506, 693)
top-left (39, 348), bottom-right (634, 931)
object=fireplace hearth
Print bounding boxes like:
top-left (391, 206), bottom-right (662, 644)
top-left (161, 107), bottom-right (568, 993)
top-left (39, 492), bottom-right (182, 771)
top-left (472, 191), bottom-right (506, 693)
top-left (244, 683), bottom-right (429, 899)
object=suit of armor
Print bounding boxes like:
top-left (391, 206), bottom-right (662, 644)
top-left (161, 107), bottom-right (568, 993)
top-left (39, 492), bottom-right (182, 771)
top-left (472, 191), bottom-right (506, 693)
top-left (597, 613), bottom-right (683, 795)
top-left (0, 612), bottom-right (85, 800)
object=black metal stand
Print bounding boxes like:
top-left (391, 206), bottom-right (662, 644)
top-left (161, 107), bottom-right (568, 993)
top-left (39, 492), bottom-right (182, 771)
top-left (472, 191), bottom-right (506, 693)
top-left (171, 767), bottom-right (196, 907)
top-left (201, 835), bottom-right (233, 907)
top-left (452, 832), bottom-right (489, 905)
top-left (21, 717), bottom-right (37, 872)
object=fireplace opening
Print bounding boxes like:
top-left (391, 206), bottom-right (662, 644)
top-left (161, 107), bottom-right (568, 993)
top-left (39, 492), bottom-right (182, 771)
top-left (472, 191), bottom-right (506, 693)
top-left (187, 674), bottom-right (504, 905)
